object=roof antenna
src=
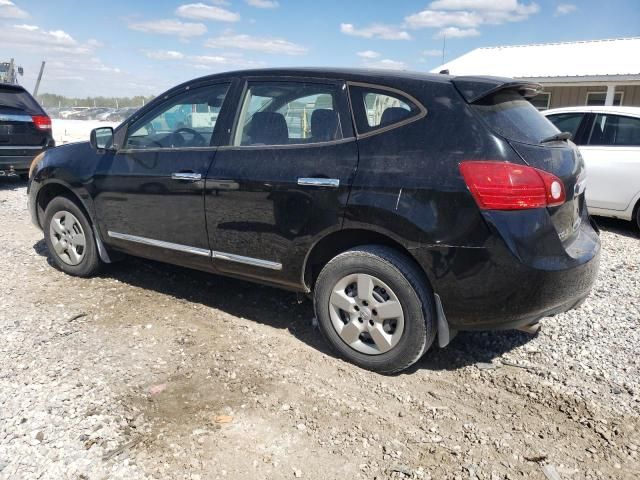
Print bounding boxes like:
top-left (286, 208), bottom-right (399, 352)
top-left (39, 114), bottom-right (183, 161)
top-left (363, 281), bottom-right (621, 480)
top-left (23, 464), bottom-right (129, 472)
top-left (441, 34), bottom-right (446, 65)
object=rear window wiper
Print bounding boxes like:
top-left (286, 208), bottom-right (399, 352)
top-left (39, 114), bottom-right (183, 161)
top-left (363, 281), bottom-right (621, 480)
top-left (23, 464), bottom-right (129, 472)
top-left (540, 131), bottom-right (572, 144)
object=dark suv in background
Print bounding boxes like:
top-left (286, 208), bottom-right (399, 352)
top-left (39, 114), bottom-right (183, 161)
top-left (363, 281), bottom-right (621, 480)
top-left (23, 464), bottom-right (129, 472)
top-left (28, 68), bottom-right (600, 373)
top-left (0, 83), bottom-right (54, 178)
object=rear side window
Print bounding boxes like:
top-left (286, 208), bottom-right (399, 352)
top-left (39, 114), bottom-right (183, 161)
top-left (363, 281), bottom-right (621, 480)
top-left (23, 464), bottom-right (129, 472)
top-left (234, 82), bottom-right (344, 146)
top-left (349, 85), bottom-right (423, 135)
top-left (0, 86), bottom-right (43, 114)
top-left (588, 114), bottom-right (640, 146)
top-left (471, 90), bottom-right (559, 145)
top-left (546, 113), bottom-right (585, 142)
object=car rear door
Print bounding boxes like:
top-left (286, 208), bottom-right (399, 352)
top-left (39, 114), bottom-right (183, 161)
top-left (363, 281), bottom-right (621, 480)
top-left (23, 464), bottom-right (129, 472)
top-left (205, 76), bottom-right (358, 289)
top-left (93, 80), bottom-right (234, 270)
top-left (576, 113), bottom-right (640, 212)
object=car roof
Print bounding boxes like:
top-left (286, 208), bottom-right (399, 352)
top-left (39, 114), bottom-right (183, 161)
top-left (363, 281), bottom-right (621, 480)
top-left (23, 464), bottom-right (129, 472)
top-left (185, 67), bottom-right (456, 85)
top-left (543, 106), bottom-right (640, 117)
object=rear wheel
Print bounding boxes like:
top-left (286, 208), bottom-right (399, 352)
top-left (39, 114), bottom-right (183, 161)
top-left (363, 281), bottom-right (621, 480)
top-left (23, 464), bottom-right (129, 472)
top-left (43, 196), bottom-right (102, 277)
top-left (314, 245), bottom-right (436, 374)
top-left (636, 202), bottom-right (640, 231)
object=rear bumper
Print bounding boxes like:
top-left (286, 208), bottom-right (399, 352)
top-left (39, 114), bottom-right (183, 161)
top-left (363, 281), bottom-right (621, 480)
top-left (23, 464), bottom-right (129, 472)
top-left (413, 209), bottom-right (601, 330)
top-left (0, 153), bottom-right (41, 173)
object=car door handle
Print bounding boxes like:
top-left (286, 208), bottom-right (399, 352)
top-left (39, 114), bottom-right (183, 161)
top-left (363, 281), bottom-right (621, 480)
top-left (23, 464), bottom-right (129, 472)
top-left (172, 172), bottom-right (202, 181)
top-left (297, 178), bottom-right (340, 188)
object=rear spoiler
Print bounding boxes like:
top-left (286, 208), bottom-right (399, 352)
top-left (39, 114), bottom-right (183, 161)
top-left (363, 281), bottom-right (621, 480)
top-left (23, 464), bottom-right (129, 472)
top-left (452, 76), bottom-right (542, 103)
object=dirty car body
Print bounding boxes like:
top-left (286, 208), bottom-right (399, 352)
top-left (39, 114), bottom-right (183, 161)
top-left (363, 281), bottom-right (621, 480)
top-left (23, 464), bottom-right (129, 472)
top-left (28, 68), bottom-right (600, 373)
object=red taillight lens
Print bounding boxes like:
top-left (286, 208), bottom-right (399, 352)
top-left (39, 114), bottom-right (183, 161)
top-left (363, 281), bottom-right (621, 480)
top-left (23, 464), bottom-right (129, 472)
top-left (459, 161), bottom-right (566, 210)
top-left (32, 115), bottom-right (52, 131)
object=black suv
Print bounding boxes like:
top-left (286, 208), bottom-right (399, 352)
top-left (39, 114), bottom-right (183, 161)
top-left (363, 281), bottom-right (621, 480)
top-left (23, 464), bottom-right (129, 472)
top-left (1, 83), bottom-right (54, 178)
top-left (28, 69), bottom-right (600, 373)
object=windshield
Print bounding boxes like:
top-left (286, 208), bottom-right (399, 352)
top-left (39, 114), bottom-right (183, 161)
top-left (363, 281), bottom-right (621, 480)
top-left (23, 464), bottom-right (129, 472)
top-left (471, 90), bottom-right (560, 145)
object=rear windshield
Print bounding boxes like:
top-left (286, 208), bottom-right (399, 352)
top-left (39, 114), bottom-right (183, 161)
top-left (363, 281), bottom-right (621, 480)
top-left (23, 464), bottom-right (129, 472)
top-left (0, 86), bottom-right (44, 115)
top-left (471, 90), bottom-right (559, 145)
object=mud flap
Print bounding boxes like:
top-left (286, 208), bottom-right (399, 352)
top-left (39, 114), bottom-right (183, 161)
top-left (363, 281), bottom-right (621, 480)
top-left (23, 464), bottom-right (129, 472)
top-left (435, 293), bottom-right (457, 348)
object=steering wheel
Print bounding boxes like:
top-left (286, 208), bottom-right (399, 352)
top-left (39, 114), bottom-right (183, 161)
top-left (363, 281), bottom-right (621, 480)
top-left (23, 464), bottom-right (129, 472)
top-left (172, 127), bottom-right (207, 147)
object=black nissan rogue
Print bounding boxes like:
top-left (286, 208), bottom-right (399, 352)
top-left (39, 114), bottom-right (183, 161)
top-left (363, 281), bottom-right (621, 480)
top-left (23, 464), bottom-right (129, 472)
top-left (0, 83), bottom-right (54, 178)
top-left (28, 69), bottom-right (600, 373)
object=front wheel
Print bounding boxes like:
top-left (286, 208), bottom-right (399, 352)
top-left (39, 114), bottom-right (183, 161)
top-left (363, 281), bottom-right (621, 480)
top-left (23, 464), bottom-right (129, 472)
top-left (314, 245), bottom-right (436, 374)
top-left (43, 196), bottom-right (102, 277)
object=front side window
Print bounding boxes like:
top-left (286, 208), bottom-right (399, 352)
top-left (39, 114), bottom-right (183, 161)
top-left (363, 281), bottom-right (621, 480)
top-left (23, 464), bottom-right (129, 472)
top-left (125, 83), bottom-right (229, 149)
top-left (349, 85), bottom-right (423, 135)
top-left (234, 82), bottom-right (343, 146)
top-left (546, 113), bottom-right (585, 142)
top-left (588, 114), bottom-right (640, 146)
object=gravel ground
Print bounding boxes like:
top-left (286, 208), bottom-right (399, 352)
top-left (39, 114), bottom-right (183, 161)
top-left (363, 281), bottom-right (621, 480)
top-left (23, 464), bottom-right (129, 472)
top-left (1, 177), bottom-right (639, 479)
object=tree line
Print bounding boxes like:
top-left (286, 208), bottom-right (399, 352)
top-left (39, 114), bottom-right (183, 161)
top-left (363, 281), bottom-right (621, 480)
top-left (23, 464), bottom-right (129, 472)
top-left (37, 93), bottom-right (156, 109)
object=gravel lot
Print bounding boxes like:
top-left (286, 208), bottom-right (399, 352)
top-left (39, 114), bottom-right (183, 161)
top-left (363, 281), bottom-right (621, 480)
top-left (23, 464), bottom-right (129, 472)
top-left (1, 177), bottom-right (639, 479)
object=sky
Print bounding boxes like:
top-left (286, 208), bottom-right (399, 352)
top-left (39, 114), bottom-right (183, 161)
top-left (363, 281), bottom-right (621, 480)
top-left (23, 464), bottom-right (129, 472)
top-left (1, 0), bottom-right (639, 98)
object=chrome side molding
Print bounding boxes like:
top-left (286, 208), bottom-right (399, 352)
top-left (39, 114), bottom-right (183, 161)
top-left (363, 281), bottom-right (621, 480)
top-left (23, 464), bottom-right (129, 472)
top-left (107, 231), bottom-right (211, 257)
top-left (212, 251), bottom-right (282, 270)
top-left (297, 177), bottom-right (340, 188)
top-left (107, 231), bottom-right (282, 270)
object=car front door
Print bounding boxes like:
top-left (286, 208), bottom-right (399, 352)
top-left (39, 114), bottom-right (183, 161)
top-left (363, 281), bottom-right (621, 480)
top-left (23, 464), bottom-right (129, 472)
top-left (578, 113), bottom-right (640, 212)
top-left (93, 81), bottom-right (233, 270)
top-left (205, 78), bottom-right (358, 289)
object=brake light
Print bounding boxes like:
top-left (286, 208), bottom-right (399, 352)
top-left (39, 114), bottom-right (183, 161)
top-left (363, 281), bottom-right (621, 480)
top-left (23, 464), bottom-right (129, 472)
top-left (32, 115), bottom-right (52, 131)
top-left (459, 161), bottom-right (566, 210)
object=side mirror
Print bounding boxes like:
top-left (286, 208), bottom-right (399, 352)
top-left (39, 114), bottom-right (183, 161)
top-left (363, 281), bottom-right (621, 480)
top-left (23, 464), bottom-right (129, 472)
top-left (90, 127), bottom-right (114, 150)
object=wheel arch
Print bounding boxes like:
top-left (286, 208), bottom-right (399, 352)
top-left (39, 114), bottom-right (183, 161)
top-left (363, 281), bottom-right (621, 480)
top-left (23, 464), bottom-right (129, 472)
top-left (34, 180), bottom-right (95, 229)
top-left (302, 228), bottom-right (433, 292)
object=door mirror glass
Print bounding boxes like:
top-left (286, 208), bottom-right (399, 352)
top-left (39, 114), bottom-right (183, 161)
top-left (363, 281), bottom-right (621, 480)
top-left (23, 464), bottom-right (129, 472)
top-left (90, 127), bottom-right (114, 150)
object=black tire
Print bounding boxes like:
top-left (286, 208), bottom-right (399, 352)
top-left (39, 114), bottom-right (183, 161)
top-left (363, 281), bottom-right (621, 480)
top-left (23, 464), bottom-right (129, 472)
top-left (636, 202), bottom-right (640, 232)
top-left (314, 245), bottom-right (436, 374)
top-left (19, 173), bottom-right (29, 181)
top-left (43, 196), bottom-right (102, 277)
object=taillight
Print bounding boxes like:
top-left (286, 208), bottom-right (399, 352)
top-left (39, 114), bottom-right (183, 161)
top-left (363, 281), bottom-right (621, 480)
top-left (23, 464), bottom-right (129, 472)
top-left (459, 161), bottom-right (566, 210)
top-left (31, 115), bottom-right (52, 131)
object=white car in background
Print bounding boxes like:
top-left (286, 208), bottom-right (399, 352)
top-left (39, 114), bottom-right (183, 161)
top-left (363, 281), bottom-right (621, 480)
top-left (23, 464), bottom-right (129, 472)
top-left (543, 106), bottom-right (640, 229)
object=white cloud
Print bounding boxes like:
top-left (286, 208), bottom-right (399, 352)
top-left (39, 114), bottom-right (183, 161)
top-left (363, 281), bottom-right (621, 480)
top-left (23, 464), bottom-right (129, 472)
top-left (188, 54), bottom-right (264, 69)
top-left (129, 19), bottom-right (207, 37)
top-left (433, 27), bottom-right (480, 40)
top-left (405, 1), bottom-right (539, 31)
top-left (340, 23), bottom-right (411, 41)
top-left (422, 49), bottom-right (442, 56)
top-left (429, 0), bottom-right (523, 10)
top-left (555, 3), bottom-right (577, 16)
top-left (357, 50), bottom-right (380, 59)
top-left (144, 50), bottom-right (185, 60)
top-left (362, 58), bottom-right (407, 70)
top-left (175, 3), bottom-right (240, 22)
top-left (246, 0), bottom-right (279, 8)
top-left (404, 10), bottom-right (481, 29)
top-left (0, 0), bottom-right (28, 18)
top-left (205, 33), bottom-right (307, 55)
top-left (434, 26), bottom-right (480, 39)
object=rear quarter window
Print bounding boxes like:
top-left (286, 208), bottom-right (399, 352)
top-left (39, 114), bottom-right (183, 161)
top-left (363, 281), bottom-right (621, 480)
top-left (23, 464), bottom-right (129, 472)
top-left (471, 90), bottom-right (559, 145)
top-left (349, 84), bottom-right (425, 136)
top-left (0, 86), bottom-right (44, 115)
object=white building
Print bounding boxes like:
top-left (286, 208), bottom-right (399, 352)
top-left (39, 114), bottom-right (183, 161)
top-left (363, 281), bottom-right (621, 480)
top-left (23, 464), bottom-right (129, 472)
top-left (432, 37), bottom-right (640, 109)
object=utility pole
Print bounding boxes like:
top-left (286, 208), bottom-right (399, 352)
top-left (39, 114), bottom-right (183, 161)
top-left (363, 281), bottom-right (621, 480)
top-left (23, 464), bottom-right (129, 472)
top-left (441, 35), bottom-right (446, 65)
top-left (33, 61), bottom-right (46, 97)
